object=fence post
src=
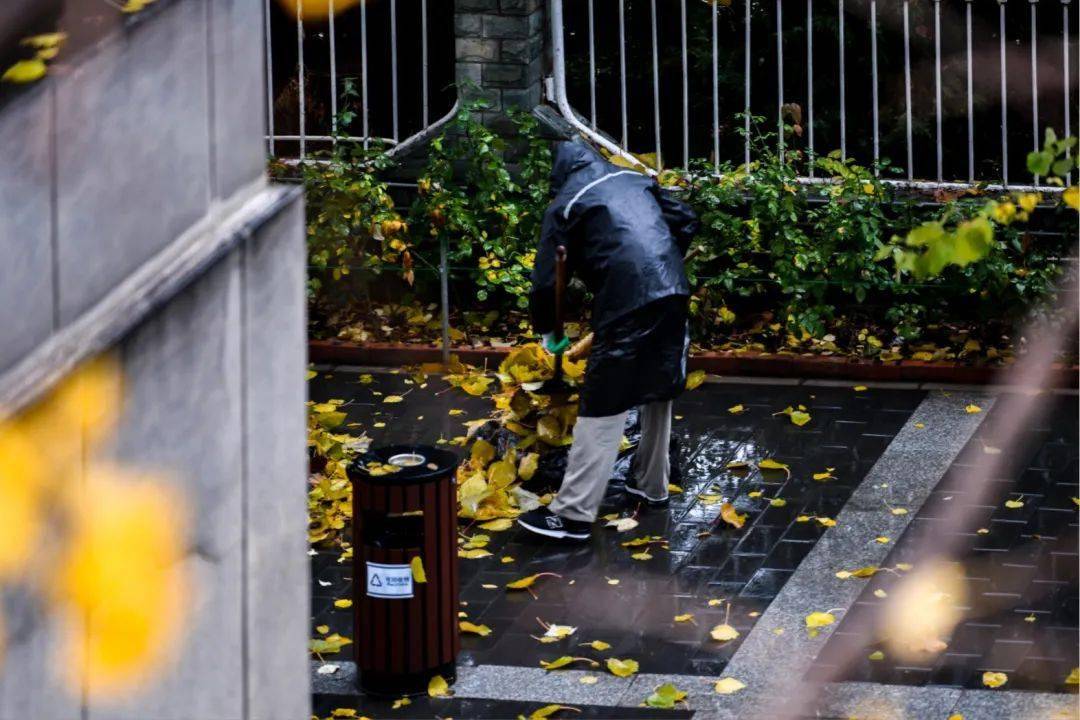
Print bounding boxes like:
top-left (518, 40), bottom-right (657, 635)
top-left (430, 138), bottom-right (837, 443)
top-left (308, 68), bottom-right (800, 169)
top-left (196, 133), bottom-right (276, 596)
top-left (454, 0), bottom-right (546, 127)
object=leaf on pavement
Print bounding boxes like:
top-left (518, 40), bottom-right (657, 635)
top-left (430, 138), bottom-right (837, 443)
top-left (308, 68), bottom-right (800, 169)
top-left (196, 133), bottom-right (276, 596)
top-left (427, 674), bottom-right (451, 698)
top-left (606, 658), bottom-right (639, 677)
top-left (713, 677), bottom-right (746, 695)
top-left (460, 621), bottom-right (492, 636)
top-left (719, 503), bottom-right (747, 529)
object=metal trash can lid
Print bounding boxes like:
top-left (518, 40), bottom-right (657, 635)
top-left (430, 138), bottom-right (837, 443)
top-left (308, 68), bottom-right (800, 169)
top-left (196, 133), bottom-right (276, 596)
top-left (349, 444), bottom-right (458, 485)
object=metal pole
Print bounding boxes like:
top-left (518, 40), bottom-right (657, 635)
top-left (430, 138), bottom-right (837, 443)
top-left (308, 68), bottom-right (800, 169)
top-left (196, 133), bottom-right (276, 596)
top-left (619, 0), bottom-right (628, 148)
top-left (439, 237), bottom-right (450, 366)
top-left (870, 0), bottom-right (879, 174)
top-left (329, 0), bottom-right (337, 137)
top-left (422, 0), bottom-right (429, 126)
top-left (839, 0), bottom-right (846, 161)
top-left (681, 0), bottom-right (689, 168)
top-left (589, 0), bottom-right (597, 130)
top-left (966, 0), bottom-right (975, 183)
top-left (999, 0), bottom-right (1009, 186)
top-left (713, 0), bottom-right (720, 174)
top-left (297, 0), bottom-right (305, 159)
top-left (745, 0), bottom-right (752, 168)
top-left (807, 0), bottom-right (815, 176)
top-left (651, 0), bottom-right (662, 169)
top-left (391, 0), bottom-right (399, 142)
top-left (777, 0), bottom-right (785, 162)
top-left (934, 0), bottom-right (943, 181)
top-left (1065, 0), bottom-right (1073, 185)
top-left (1030, 0), bottom-right (1040, 184)
top-left (264, 0), bottom-right (275, 155)
top-left (904, 0), bottom-right (914, 180)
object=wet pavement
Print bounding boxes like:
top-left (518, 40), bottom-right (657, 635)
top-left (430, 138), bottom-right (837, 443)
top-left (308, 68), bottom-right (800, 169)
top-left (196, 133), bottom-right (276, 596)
top-left (816, 393), bottom-right (1080, 694)
top-left (307, 368), bottom-right (1079, 718)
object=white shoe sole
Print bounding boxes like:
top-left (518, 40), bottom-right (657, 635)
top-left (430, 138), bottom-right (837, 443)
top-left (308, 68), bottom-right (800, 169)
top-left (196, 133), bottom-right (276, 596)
top-left (624, 485), bottom-right (669, 505)
top-left (517, 517), bottom-right (591, 540)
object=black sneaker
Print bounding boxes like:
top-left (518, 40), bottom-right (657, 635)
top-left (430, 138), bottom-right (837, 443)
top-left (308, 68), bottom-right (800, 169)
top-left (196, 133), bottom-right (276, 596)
top-left (624, 478), bottom-right (669, 507)
top-left (517, 507), bottom-right (592, 541)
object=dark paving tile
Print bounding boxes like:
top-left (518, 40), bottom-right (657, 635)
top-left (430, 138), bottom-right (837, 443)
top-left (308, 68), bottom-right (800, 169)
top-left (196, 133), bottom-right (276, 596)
top-left (313, 692), bottom-right (695, 719)
top-left (309, 370), bottom-right (921, 687)
top-left (822, 394), bottom-right (1080, 694)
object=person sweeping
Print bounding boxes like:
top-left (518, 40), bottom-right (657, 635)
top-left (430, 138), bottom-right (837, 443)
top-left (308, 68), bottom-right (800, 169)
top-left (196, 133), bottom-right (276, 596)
top-left (517, 138), bottom-right (699, 541)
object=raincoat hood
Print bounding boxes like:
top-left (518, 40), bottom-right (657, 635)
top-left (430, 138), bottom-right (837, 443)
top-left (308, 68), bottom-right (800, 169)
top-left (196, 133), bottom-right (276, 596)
top-left (549, 138), bottom-right (610, 193)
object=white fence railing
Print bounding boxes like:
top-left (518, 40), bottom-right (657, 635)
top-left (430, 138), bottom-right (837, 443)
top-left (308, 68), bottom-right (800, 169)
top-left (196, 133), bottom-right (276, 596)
top-left (549, 0), bottom-right (1076, 192)
top-left (264, 0), bottom-right (457, 161)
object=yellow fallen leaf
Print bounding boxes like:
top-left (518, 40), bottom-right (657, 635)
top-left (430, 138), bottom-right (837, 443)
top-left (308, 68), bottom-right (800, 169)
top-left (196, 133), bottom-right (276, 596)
top-left (391, 697), bottom-right (410, 709)
top-left (1004, 499), bottom-right (1024, 509)
top-left (853, 385), bottom-right (868, 391)
top-left (790, 411), bottom-right (811, 427)
top-left (606, 658), bottom-right (639, 677)
top-left (965, 404), bottom-right (982, 414)
top-left (708, 599), bottom-right (723, 607)
top-left (631, 550), bottom-right (653, 561)
top-left (673, 613), bottom-right (694, 623)
top-left (875, 536), bottom-right (890, 544)
top-left (685, 370), bottom-right (707, 390)
top-left (316, 624), bottom-right (329, 634)
top-left (805, 611), bottom-right (836, 629)
top-left (579, 675), bottom-right (598, 685)
top-left (914, 422), bottom-right (925, 429)
top-left (410, 556), bottom-right (427, 583)
top-left (982, 671), bottom-right (1008, 688)
top-left (606, 578), bottom-right (620, 586)
top-left (667, 483), bottom-right (683, 494)
top-left (507, 573), bottom-right (558, 590)
top-left (726, 460), bottom-right (750, 470)
top-left (812, 469), bottom-right (835, 481)
top-left (1, 58), bottom-right (47, 83)
top-left (333, 599), bottom-right (352, 609)
top-left (1024, 614), bottom-right (1037, 623)
top-left (1065, 667), bottom-right (1079, 685)
top-left (529, 704), bottom-right (580, 719)
top-left (891, 508), bottom-right (908, 515)
top-left (816, 517), bottom-right (837, 527)
top-left (541, 656), bottom-right (597, 671)
top-left (383, 395), bottom-right (404, 404)
top-left (428, 674), bottom-right (451, 698)
top-left (479, 518), bottom-right (514, 532)
top-left (874, 589), bottom-right (888, 598)
top-left (868, 650), bottom-right (885, 661)
top-left (748, 491), bottom-right (762, 498)
top-left (713, 677), bottom-right (746, 695)
top-left (728, 404), bottom-right (746, 415)
top-left (459, 621), bottom-right (492, 636)
top-left (757, 458), bottom-right (791, 477)
top-left (582, 640), bottom-right (611, 651)
top-left (481, 584), bottom-right (497, 589)
top-left (710, 624), bottom-right (739, 642)
top-left (769, 498), bottom-right (787, 508)
top-left (719, 503), bottom-right (747, 530)
top-left (501, 556), bottom-right (514, 564)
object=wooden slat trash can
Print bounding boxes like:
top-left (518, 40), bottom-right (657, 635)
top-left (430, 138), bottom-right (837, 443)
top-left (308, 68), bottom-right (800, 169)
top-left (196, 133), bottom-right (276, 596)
top-left (349, 445), bottom-right (459, 696)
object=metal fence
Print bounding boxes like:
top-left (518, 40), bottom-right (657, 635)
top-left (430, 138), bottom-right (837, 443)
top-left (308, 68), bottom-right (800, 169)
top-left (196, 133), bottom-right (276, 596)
top-left (263, 0), bottom-right (458, 161)
top-left (550, 0), bottom-right (1076, 192)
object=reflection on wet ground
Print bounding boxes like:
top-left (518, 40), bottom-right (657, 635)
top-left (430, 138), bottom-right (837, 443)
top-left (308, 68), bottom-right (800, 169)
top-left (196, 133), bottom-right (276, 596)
top-left (309, 369), bottom-right (920, 680)
top-left (817, 393), bottom-right (1080, 693)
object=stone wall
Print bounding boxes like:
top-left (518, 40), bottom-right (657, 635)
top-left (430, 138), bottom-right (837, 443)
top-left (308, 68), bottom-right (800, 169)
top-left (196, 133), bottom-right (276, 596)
top-left (0, 1), bottom-right (309, 718)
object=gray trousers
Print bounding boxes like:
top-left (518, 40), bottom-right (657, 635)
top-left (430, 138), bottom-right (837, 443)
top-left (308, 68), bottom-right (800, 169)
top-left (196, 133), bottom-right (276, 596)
top-left (549, 401), bottom-right (672, 522)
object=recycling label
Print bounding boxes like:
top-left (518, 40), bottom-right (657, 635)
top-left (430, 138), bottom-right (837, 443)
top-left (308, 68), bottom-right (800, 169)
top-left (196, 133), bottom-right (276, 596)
top-left (366, 561), bottom-right (414, 599)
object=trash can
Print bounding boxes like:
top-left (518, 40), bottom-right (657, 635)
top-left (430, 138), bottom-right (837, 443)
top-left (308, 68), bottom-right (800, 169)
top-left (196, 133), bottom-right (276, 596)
top-left (349, 444), bottom-right (459, 696)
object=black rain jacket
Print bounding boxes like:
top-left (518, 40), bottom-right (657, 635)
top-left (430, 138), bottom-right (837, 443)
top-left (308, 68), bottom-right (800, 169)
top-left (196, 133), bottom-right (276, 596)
top-left (529, 139), bottom-right (699, 334)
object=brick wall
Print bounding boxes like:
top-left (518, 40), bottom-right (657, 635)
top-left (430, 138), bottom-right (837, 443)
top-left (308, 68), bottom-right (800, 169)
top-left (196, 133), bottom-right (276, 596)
top-left (454, 0), bottom-right (546, 126)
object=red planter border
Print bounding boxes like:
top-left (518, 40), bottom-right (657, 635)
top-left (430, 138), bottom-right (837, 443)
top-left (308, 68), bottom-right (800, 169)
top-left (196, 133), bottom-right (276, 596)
top-left (309, 339), bottom-right (1079, 387)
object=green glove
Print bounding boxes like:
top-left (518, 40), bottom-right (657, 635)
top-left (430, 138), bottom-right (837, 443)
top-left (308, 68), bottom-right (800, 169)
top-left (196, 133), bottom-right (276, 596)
top-left (541, 333), bottom-right (570, 354)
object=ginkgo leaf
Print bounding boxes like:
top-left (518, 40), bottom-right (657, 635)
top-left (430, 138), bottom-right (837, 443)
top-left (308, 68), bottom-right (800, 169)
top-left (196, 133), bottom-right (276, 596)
top-left (579, 675), bottom-right (599, 685)
top-left (542, 623), bottom-right (577, 641)
top-left (582, 640), bottom-right (611, 651)
top-left (479, 518), bottom-right (514, 532)
top-left (965, 404), bottom-right (982, 414)
top-left (710, 624), bottom-right (739, 642)
top-left (391, 697), bottom-right (411, 709)
top-left (428, 674), bottom-right (451, 698)
top-left (458, 548), bottom-right (492, 559)
top-left (645, 682), bottom-right (687, 709)
top-left (333, 599), bottom-right (352, 609)
top-left (769, 498), bottom-right (787, 507)
top-left (875, 536), bottom-right (890, 544)
top-left (982, 671), bottom-right (1008, 688)
top-left (816, 517), bottom-right (837, 527)
top-left (631, 550), bottom-right (653, 561)
top-left (868, 650), bottom-right (885, 661)
top-left (853, 385), bottom-right (868, 391)
top-left (383, 395), bottom-right (404, 404)
top-left (805, 612), bottom-right (836, 628)
top-left (541, 656), bottom-right (597, 671)
top-left (728, 404), bottom-right (746, 415)
top-left (713, 677), bottom-right (746, 695)
top-left (719, 503), bottom-right (747, 529)
top-left (316, 624), bottom-right (329, 634)
top-left (891, 507), bottom-right (908, 515)
top-left (606, 658), bottom-right (639, 677)
top-left (410, 556), bottom-right (427, 583)
top-left (789, 411), bottom-right (811, 426)
top-left (757, 459), bottom-right (791, 477)
top-left (2, 58), bottom-right (47, 83)
top-left (507, 573), bottom-right (558, 590)
top-left (606, 517), bottom-right (639, 532)
top-left (1065, 667), bottom-right (1079, 685)
top-left (529, 704), bottom-right (580, 719)
top-left (812, 469), bottom-right (835, 481)
top-left (1004, 499), bottom-right (1024, 509)
top-left (673, 613), bottom-right (694, 623)
top-left (460, 621), bottom-right (492, 636)
top-left (685, 370), bottom-right (707, 390)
